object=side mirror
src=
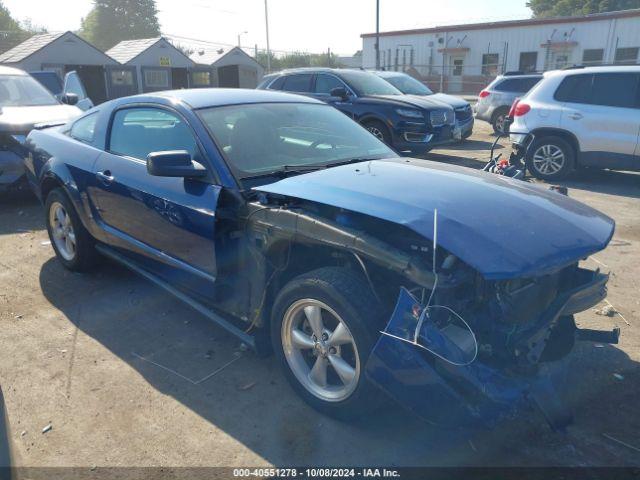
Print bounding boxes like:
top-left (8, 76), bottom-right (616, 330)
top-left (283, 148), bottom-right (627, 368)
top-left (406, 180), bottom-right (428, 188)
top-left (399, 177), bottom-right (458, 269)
top-left (61, 93), bottom-right (79, 106)
top-left (147, 150), bottom-right (207, 178)
top-left (329, 87), bottom-right (349, 100)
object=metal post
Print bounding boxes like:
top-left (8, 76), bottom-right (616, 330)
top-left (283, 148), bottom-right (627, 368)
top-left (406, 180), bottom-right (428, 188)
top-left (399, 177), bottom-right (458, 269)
top-left (264, 0), bottom-right (271, 73)
top-left (375, 0), bottom-right (380, 70)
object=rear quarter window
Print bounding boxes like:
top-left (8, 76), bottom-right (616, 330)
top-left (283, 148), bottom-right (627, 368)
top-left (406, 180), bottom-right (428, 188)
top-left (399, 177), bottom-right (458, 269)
top-left (281, 74), bottom-right (313, 93)
top-left (494, 77), bottom-right (542, 93)
top-left (590, 73), bottom-right (640, 108)
top-left (69, 112), bottom-right (98, 144)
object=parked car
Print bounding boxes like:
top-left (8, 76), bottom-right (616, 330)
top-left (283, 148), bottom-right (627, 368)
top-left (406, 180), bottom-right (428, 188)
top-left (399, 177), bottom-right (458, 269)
top-left (373, 70), bottom-right (474, 140)
top-left (475, 72), bottom-right (543, 134)
top-left (25, 88), bottom-right (618, 428)
top-left (258, 68), bottom-right (455, 154)
top-left (30, 70), bottom-right (94, 111)
top-left (509, 66), bottom-right (640, 180)
top-left (0, 66), bottom-right (82, 194)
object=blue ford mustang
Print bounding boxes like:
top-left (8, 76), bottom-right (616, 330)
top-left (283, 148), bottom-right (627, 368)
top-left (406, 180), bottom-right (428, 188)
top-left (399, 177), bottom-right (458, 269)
top-left (24, 88), bottom-right (618, 428)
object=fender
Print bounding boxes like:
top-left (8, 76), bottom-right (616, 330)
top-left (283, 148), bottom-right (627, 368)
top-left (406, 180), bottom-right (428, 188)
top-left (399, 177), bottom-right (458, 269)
top-left (39, 159), bottom-right (98, 237)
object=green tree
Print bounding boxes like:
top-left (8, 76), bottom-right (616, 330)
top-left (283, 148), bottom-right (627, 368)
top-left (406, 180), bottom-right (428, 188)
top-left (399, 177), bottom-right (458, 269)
top-left (80, 0), bottom-right (161, 51)
top-left (528, 0), bottom-right (640, 17)
top-left (0, 1), bottom-right (28, 53)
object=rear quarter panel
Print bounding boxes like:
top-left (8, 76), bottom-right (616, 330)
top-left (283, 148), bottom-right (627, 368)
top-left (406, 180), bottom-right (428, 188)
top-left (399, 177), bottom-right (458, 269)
top-left (25, 127), bottom-right (103, 236)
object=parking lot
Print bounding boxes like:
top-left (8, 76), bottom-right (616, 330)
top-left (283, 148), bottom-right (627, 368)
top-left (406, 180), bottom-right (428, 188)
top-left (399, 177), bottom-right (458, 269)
top-left (1, 120), bottom-right (639, 468)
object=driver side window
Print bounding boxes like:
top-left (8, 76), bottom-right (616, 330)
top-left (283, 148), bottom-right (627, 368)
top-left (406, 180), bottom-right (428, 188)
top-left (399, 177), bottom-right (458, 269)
top-left (109, 108), bottom-right (199, 161)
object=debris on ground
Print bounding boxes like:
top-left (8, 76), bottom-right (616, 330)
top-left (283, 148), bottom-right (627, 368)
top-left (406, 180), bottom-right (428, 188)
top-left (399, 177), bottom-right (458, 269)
top-left (14, 314), bottom-right (22, 320)
top-left (41, 424), bottom-right (52, 434)
top-left (595, 304), bottom-right (616, 317)
top-left (40, 240), bottom-right (51, 246)
top-left (238, 381), bottom-right (257, 391)
top-left (602, 433), bottom-right (640, 453)
top-left (613, 373), bottom-right (624, 381)
top-left (20, 430), bottom-right (27, 437)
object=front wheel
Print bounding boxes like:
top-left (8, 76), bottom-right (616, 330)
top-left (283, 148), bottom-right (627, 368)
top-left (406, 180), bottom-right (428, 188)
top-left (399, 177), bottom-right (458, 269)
top-left (271, 267), bottom-right (383, 419)
top-left (526, 136), bottom-right (575, 181)
top-left (363, 120), bottom-right (392, 146)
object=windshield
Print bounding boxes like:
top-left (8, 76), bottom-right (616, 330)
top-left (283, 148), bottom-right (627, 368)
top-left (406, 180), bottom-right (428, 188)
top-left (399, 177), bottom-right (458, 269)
top-left (383, 74), bottom-right (434, 95)
top-left (338, 70), bottom-right (403, 96)
top-left (0, 75), bottom-right (59, 107)
top-left (198, 102), bottom-right (396, 181)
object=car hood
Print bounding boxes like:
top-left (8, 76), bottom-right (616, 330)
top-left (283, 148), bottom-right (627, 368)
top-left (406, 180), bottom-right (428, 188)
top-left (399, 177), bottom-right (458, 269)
top-left (255, 158), bottom-right (614, 280)
top-left (365, 94), bottom-right (452, 111)
top-left (417, 93), bottom-right (469, 109)
top-left (0, 104), bottom-right (81, 133)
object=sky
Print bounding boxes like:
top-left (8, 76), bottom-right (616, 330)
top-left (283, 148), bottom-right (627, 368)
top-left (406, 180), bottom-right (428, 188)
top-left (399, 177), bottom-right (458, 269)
top-left (4, 0), bottom-right (532, 55)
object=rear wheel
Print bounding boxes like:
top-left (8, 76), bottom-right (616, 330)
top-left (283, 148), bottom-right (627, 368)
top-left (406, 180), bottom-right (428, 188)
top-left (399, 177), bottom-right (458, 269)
top-left (526, 136), bottom-right (574, 181)
top-left (491, 108), bottom-right (509, 135)
top-left (45, 188), bottom-right (98, 271)
top-left (271, 267), bottom-right (383, 419)
top-left (363, 120), bottom-right (392, 146)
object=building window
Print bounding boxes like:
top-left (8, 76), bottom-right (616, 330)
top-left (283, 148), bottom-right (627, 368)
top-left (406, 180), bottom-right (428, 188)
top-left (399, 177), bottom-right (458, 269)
top-left (110, 69), bottom-right (134, 86)
top-left (554, 54), bottom-right (570, 69)
top-left (614, 47), bottom-right (639, 65)
top-left (387, 49), bottom-right (391, 68)
top-left (410, 48), bottom-right (414, 66)
top-left (481, 53), bottom-right (499, 76)
top-left (519, 52), bottom-right (538, 72)
top-left (144, 69), bottom-right (170, 88)
top-left (582, 49), bottom-right (604, 66)
top-left (191, 71), bottom-right (211, 86)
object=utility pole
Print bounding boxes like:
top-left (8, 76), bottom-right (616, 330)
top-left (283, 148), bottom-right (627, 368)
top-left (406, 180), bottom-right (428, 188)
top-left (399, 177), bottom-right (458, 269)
top-left (237, 31), bottom-right (247, 48)
top-left (264, 0), bottom-right (271, 73)
top-left (375, 0), bottom-right (380, 69)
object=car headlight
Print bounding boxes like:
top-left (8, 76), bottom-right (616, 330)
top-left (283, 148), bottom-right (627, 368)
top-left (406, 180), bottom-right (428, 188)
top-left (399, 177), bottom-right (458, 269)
top-left (395, 108), bottom-right (423, 119)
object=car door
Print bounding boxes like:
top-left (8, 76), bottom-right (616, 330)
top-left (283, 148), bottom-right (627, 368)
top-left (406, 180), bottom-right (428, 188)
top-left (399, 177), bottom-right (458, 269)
top-left (63, 71), bottom-right (94, 111)
top-left (311, 73), bottom-right (357, 118)
top-left (91, 105), bottom-right (221, 297)
top-left (559, 72), bottom-right (640, 168)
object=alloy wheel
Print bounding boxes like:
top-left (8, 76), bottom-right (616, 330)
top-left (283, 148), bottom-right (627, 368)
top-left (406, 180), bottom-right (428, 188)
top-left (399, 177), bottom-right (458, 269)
top-left (367, 126), bottom-right (385, 141)
top-left (281, 299), bottom-right (360, 402)
top-left (49, 202), bottom-right (76, 261)
top-left (532, 144), bottom-right (565, 176)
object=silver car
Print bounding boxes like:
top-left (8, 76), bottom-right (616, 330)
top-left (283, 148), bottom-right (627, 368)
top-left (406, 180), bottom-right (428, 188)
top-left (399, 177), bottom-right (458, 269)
top-left (475, 73), bottom-right (542, 134)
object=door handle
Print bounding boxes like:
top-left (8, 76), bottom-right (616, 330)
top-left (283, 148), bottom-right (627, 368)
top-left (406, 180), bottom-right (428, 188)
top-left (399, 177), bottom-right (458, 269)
top-left (569, 112), bottom-right (583, 120)
top-left (96, 170), bottom-right (114, 185)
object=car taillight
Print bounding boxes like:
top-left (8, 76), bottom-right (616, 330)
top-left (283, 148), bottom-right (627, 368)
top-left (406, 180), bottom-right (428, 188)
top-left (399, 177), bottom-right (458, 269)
top-left (479, 90), bottom-right (490, 98)
top-left (513, 102), bottom-right (531, 117)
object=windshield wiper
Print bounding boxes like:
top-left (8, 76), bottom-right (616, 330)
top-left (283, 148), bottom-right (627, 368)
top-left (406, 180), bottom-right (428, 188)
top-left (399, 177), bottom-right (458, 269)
top-left (282, 164), bottom-right (328, 172)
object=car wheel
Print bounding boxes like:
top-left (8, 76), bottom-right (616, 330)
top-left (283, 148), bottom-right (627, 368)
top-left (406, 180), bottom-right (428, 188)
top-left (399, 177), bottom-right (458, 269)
top-left (271, 267), bottom-right (383, 419)
top-left (45, 188), bottom-right (98, 271)
top-left (491, 109), bottom-right (509, 135)
top-left (526, 136), bottom-right (574, 181)
top-left (363, 120), bottom-right (391, 145)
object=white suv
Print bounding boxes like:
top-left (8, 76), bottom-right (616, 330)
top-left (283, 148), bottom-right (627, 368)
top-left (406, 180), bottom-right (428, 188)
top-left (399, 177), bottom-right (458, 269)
top-left (509, 66), bottom-right (640, 180)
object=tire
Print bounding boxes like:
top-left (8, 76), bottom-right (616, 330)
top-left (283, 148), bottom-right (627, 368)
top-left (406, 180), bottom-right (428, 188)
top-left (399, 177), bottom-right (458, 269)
top-left (491, 108), bottom-right (509, 135)
top-left (271, 267), bottom-right (383, 420)
top-left (45, 188), bottom-right (99, 271)
top-left (363, 120), bottom-right (392, 146)
top-left (526, 136), bottom-right (575, 181)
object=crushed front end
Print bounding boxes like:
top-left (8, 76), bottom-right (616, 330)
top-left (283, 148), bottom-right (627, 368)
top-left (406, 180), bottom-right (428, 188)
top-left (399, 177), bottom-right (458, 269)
top-left (366, 260), bottom-right (618, 431)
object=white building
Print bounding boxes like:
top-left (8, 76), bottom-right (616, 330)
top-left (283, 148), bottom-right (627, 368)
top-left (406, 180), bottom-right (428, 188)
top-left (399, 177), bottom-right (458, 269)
top-left (361, 9), bottom-right (640, 94)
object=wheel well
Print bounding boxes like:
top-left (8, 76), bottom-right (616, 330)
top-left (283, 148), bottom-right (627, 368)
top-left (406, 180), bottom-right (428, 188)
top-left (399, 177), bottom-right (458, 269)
top-left (530, 128), bottom-right (580, 163)
top-left (359, 116), bottom-right (386, 128)
top-left (40, 176), bottom-right (64, 201)
top-left (261, 242), bottom-right (371, 329)
top-left (490, 106), bottom-right (509, 123)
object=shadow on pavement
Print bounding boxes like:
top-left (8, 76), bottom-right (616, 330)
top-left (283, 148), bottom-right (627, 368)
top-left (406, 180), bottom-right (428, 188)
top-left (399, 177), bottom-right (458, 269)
top-left (36, 256), bottom-right (640, 466)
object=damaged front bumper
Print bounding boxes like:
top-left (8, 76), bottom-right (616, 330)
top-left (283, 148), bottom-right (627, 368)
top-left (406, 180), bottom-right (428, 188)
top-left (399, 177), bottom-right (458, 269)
top-left (365, 268), bottom-right (618, 430)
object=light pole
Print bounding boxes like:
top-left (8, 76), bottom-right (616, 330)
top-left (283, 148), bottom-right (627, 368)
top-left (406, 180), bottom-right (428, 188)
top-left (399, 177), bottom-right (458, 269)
top-left (237, 30), bottom-right (248, 48)
top-left (375, 0), bottom-right (380, 70)
top-left (264, 0), bottom-right (271, 73)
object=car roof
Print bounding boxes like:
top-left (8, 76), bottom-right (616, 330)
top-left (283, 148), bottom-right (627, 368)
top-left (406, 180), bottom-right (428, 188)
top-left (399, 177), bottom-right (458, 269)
top-left (544, 65), bottom-right (640, 77)
top-left (270, 67), bottom-right (363, 76)
top-left (0, 65), bottom-right (28, 76)
top-left (124, 88), bottom-right (324, 109)
top-left (371, 70), bottom-right (406, 78)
